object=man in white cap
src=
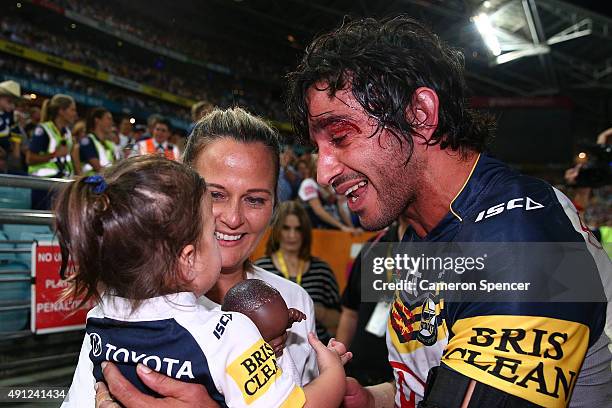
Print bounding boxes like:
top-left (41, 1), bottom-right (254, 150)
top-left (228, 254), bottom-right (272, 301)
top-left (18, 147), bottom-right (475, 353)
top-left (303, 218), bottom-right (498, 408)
top-left (0, 80), bottom-right (22, 158)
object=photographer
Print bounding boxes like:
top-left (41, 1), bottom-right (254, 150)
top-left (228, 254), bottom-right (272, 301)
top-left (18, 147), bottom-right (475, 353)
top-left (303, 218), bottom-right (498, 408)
top-left (564, 129), bottom-right (611, 256)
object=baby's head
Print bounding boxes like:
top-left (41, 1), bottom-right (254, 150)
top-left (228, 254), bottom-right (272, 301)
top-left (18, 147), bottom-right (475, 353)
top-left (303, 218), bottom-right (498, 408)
top-left (222, 279), bottom-right (305, 354)
top-left (55, 155), bottom-right (221, 311)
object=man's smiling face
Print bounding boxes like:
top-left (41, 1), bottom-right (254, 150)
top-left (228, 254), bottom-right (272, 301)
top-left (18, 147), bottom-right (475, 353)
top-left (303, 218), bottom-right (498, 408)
top-left (306, 82), bottom-right (424, 230)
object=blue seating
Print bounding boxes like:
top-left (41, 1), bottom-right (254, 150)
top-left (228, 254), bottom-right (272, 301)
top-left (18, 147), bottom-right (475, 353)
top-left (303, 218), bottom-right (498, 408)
top-left (15, 232), bottom-right (56, 267)
top-left (0, 261), bottom-right (30, 332)
top-left (0, 231), bottom-right (16, 263)
top-left (0, 186), bottom-right (31, 209)
top-left (2, 224), bottom-right (52, 241)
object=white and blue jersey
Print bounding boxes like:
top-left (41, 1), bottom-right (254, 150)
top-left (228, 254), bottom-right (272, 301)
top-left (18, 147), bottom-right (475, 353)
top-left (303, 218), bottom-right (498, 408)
top-left (63, 292), bottom-right (305, 408)
top-left (387, 154), bottom-right (611, 407)
top-left (0, 110), bottom-right (13, 152)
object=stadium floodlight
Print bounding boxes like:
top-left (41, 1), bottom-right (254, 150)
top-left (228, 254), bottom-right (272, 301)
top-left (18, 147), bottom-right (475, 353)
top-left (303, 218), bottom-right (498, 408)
top-left (473, 13), bottom-right (501, 56)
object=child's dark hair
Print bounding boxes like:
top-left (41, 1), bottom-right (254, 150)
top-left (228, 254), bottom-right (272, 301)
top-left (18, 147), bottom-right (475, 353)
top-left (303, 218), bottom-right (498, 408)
top-left (222, 279), bottom-right (283, 314)
top-left (54, 155), bottom-right (207, 310)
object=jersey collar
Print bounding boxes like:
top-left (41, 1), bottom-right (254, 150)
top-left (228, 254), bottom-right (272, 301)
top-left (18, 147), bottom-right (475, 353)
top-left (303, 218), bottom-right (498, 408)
top-left (99, 291), bottom-right (199, 321)
top-left (403, 154), bottom-right (506, 242)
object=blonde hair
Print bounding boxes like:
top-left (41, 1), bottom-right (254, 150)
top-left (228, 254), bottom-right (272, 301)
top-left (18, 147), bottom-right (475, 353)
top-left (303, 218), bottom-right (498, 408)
top-left (72, 120), bottom-right (86, 139)
top-left (41, 94), bottom-right (75, 122)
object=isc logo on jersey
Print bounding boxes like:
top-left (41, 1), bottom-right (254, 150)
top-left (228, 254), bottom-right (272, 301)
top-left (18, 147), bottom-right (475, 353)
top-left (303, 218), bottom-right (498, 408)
top-left (475, 197), bottom-right (544, 222)
top-left (227, 339), bottom-right (282, 404)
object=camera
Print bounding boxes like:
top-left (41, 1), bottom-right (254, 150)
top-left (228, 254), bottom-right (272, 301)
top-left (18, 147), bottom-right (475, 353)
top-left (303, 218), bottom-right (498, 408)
top-left (573, 143), bottom-right (612, 188)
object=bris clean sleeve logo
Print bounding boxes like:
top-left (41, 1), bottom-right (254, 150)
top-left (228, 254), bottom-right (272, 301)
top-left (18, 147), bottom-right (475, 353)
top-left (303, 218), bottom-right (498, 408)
top-left (226, 339), bottom-right (282, 404)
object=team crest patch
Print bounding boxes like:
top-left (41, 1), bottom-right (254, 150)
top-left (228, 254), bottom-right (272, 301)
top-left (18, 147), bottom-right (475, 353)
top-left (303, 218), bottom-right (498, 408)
top-left (416, 297), bottom-right (438, 346)
top-left (390, 298), bottom-right (416, 343)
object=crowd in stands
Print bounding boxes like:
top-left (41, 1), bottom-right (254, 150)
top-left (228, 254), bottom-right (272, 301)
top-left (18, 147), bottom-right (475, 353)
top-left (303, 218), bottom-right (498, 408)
top-left (54, 0), bottom-right (289, 84)
top-left (0, 15), bottom-right (287, 121)
top-left (0, 55), bottom-right (191, 122)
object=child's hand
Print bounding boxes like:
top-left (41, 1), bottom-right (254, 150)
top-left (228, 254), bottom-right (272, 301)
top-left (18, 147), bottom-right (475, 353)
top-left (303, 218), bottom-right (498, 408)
top-left (287, 308), bottom-right (306, 327)
top-left (308, 332), bottom-right (344, 373)
top-left (327, 337), bottom-right (353, 366)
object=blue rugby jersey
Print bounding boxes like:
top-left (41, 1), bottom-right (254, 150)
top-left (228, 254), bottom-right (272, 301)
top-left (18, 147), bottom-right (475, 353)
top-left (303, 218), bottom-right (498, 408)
top-left (387, 154), bottom-right (611, 407)
top-left (62, 292), bottom-right (305, 407)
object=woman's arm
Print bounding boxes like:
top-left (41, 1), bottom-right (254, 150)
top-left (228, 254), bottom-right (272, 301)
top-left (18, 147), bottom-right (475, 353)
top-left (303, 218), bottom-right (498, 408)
top-left (337, 195), bottom-right (355, 227)
top-left (309, 197), bottom-right (353, 232)
top-left (336, 307), bottom-right (359, 347)
top-left (314, 303), bottom-right (341, 335)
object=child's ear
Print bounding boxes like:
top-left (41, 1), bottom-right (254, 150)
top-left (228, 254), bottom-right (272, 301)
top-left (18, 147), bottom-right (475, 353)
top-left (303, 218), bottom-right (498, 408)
top-left (179, 244), bottom-right (196, 280)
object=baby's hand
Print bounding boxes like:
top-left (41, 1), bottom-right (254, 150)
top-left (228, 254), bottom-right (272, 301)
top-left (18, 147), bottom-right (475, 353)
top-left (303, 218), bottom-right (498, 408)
top-left (287, 308), bottom-right (306, 327)
top-left (308, 332), bottom-right (344, 373)
top-left (327, 337), bottom-right (352, 366)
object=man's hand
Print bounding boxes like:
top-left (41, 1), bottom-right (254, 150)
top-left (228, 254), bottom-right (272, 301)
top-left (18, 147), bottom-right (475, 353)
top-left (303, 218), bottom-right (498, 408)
top-left (343, 377), bottom-right (375, 408)
top-left (96, 362), bottom-right (219, 408)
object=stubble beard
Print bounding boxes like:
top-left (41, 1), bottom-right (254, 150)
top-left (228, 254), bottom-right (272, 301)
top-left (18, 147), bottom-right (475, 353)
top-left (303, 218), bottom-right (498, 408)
top-left (360, 152), bottom-right (422, 231)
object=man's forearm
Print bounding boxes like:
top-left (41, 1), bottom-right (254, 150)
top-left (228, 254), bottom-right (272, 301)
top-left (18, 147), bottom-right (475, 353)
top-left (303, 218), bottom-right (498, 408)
top-left (366, 381), bottom-right (395, 408)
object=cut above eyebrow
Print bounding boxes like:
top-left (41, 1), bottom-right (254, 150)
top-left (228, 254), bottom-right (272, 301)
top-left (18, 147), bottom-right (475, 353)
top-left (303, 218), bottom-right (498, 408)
top-left (310, 113), bottom-right (354, 132)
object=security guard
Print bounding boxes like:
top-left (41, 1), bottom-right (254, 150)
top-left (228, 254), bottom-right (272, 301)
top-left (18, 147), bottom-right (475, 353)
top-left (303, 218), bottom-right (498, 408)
top-left (27, 94), bottom-right (77, 179)
top-left (80, 107), bottom-right (117, 175)
top-left (136, 117), bottom-right (179, 160)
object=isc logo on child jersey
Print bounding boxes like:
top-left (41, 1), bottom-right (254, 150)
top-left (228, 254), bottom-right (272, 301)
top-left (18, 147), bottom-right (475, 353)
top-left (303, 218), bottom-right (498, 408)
top-left (227, 339), bottom-right (282, 404)
top-left (475, 197), bottom-right (544, 222)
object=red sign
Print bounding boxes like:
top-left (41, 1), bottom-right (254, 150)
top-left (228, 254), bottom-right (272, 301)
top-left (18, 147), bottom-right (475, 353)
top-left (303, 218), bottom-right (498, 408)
top-left (31, 242), bottom-right (95, 334)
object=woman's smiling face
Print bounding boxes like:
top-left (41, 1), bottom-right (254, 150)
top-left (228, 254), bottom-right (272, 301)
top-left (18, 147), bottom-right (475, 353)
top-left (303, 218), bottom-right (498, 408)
top-left (194, 138), bottom-right (276, 273)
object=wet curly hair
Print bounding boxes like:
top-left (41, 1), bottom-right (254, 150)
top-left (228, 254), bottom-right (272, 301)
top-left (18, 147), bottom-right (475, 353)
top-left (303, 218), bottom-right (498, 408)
top-left (286, 15), bottom-right (494, 159)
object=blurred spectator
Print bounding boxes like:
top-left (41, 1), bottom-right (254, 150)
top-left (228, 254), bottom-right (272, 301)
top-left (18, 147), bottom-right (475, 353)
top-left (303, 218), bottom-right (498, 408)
top-left (133, 124), bottom-right (146, 141)
top-left (80, 107), bottom-right (117, 175)
top-left (71, 119), bottom-right (86, 174)
top-left (297, 155), bottom-right (357, 232)
top-left (135, 117), bottom-right (179, 160)
top-left (191, 100), bottom-right (214, 122)
top-left (25, 106), bottom-right (41, 138)
top-left (278, 145), bottom-right (301, 202)
top-left (169, 129), bottom-right (186, 156)
top-left (54, 0), bottom-right (288, 84)
top-left (0, 143), bottom-right (7, 173)
top-left (140, 113), bottom-right (162, 141)
top-left (0, 54), bottom-right (192, 123)
top-left (255, 201), bottom-right (341, 344)
top-left (563, 129), bottom-right (611, 256)
top-left (9, 102), bottom-right (29, 173)
top-left (0, 14), bottom-right (288, 122)
top-left (597, 128), bottom-right (612, 145)
top-left (336, 215), bottom-right (409, 386)
top-left (0, 80), bottom-right (20, 162)
top-left (117, 117), bottom-right (134, 148)
top-left (27, 93), bottom-right (77, 178)
top-left (27, 94), bottom-right (78, 209)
